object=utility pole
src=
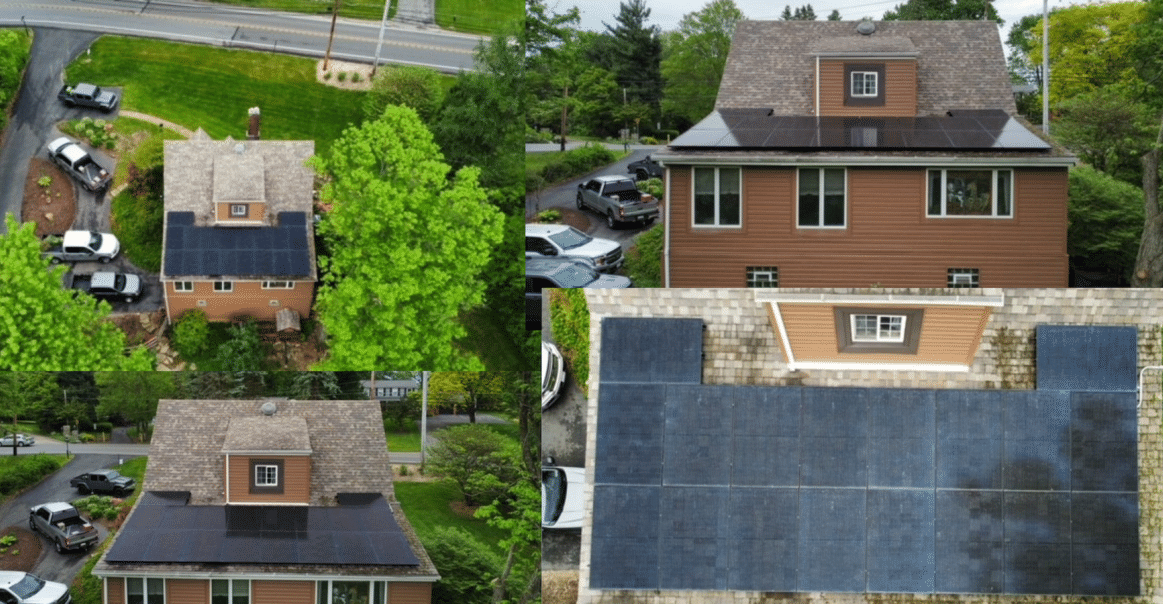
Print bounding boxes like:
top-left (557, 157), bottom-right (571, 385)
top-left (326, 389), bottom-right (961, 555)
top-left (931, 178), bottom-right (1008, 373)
top-left (420, 371), bottom-right (429, 473)
top-left (1042, 0), bottom-right (1049, 134)
top-left (560, 84), bottom-right (569, 152)
top-left (371, 0), bottom-right (390, 77)
top-left (323, 0), bottom-right (343, 71)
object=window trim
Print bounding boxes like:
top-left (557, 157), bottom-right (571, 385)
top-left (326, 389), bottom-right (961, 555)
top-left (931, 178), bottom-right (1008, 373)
top-left (213, 281), bottom-right (233, 293)
top-left (797, 167), bottom-right (847, 229)
top-left (127, 577), bottom-right (165, 604)
top-left (834, 307), bottom-right (924, 354)
top-left (850, 314), bottom-right (906, 343)
top-left (212, 579), bottom-right (250, 604)
top-left (316, 580), bottom-right (388, 604)
top-left (746, 266), bottom-right (779, 288)
top-left (850, 71), bottom-right (878, 97)
top-left (262, 281), bottom-right (294, 289)
top-left (173, 281), bottom-right (194, 292)
top-left (249, 458), bottom-right (284, 495)
top-left (947, 268), bottom-right (980, 288)
top-left (230, 204), bottom-right (248, 217)
top-left (927, 169), bottom-right (1014, 218)
top-left (844, 63), bottom-right (885, 107)
top-left (691, 166), bottom-right (742, 228)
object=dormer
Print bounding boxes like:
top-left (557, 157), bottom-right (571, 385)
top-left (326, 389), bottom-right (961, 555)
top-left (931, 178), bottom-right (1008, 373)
top-left (212, 144), bottom-right (267, 226)
top-left (220, 401), bottom-right (311, 505)
top-left (810, 22), bottom-right (918, 117)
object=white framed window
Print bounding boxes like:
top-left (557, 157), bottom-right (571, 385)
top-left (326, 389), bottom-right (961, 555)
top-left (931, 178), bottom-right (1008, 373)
top-left (316, 580), bottom-right (387, 604)
top-left (262, 281), bottom-right (294, 289)
top-left (213, 281), bottom-right (233, 292)
top-left (851, 71), bottom-right (878, 97)
top-left (928, 169), bottom-right (1013, 217)
top-left (212, 579), bottom-right (250, 604)
top-left (798, 168), bottom-right (846, 228)
top-left (255, 464), bottom-right (278, 486)
top-left (746, 266), bottom-right (778, 288)
top-left (948, 268), bottom-right (980, 288)
top-left (693, 167), bottom-right (741, 227)
top-left (174, 281), bottom-right (194, 292)
top-left (230, 204), bottom-right (248, 217)
top-left (127, 578), bottom-right (165, 604)
top-left (851, 314), bottom-right (906, 343)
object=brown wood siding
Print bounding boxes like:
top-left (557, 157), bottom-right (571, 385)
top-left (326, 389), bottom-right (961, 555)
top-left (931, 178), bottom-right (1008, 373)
top-left (165, 280), bottom-right (314, 322)
top-left (389, 582), bottom-right (431, 604)
top-left (778, 304), bottom-right (992, 364)
top-left (228, 455), bottom-right (311, 504)
top-left (167, 579), bottom-right (207, 604)
top-left (107, 577), bottom-right (124, 604)
top-left (215, 202), bottom-right (266, 223)
top-left (667, 166), bottom-right (1068, 287)
top-left (817, 59), bottom-right (917, 117)
top-left (253, 580), bottom-right (315, 604)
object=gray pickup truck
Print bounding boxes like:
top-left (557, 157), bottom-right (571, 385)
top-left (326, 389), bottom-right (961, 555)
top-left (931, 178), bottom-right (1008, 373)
top-left (43, 231), bottom-right (120, 264)
top-left (66, 272), bottom-right (142, 303)
top-left (29, 503), bottom-right (98, 554)
top-left (576, 175), bottom-right (659, 228)
top-left (47, 137), bottom-right (112, 192)
top-left (58, 83), bottom-right (119, 112)
top-left (70, 469), bottom-right (136, 496)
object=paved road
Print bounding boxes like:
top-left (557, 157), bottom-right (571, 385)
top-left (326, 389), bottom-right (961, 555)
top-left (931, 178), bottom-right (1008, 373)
top-left (0, 0), bottom-right (480, 73)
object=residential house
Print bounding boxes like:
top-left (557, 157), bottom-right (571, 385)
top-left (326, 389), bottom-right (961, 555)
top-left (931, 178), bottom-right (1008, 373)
top-left (361, 380), bottom-right (420, 403)
top-left (161, 131), bottom-right (317, 322)
top-left (654, 21), bottom-right (1075, 288)
top-left (93, 399), bottom-right (439, 604)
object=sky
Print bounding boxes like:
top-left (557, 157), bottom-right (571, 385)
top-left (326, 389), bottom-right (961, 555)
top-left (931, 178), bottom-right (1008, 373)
top-left (561, 0), bottom-right (1089, 41)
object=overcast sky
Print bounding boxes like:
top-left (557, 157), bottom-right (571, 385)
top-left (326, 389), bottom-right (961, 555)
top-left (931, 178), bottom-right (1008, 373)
top-left (558, 0), bottom-right (1089, 41)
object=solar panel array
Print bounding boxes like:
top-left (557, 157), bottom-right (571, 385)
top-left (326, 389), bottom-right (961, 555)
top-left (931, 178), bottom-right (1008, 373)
top-left (106, 493), bottom-right (420, 566)
top-left (669, 109), bottom-right (1051, 151)
top-left (590, 321), bottom-right (1139, 595)
top-left (163, 211), bottom-right (313, 277)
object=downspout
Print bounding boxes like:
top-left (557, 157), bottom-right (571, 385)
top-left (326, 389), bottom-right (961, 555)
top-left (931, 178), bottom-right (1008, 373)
top-left (815, 56), bottom-right (820, 116)
top-left (224, 454), bottom-right (230, 503)
top-left (664, 166), bottom-right (671, 287)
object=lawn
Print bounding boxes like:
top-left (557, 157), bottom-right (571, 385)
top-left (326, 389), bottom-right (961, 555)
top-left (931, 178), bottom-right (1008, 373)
top-left (385, 425), bottom-right (421, 452)
top-left (435, 0), bottom-right (522, 34)
top-left (201, 0), bottom-right (396, 20)
top-left (394, 481), bottom-right (508, 554)
top-left (65, 37), bottom-right (365, 156)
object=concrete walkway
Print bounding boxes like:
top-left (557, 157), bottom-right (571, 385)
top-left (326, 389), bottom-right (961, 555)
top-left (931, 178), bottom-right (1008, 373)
top-left (118, 110), bottom-right (195, 139)
top-left (394, 0), bottom-right (435, 24)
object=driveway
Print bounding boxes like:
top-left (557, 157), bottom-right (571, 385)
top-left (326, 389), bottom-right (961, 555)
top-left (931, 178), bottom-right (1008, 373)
top-left (541, 318), bottom-right (586, 570)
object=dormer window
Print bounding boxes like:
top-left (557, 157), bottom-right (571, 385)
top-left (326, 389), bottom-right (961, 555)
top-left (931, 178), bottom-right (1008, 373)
top-left (844, 63), bottom-right (885, 106)
top-left (851, 71), bottom-right (877, 97)
top-left (255, 464), bottom-right (278, 486)
top-left (230, 204), bottom-right (248, 217)
top-left (249, 458), bottom-right (284, 494)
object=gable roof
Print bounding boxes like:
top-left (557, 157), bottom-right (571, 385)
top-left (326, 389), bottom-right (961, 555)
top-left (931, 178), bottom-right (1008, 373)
top-left (717, 20), bottom-right (1018, 116)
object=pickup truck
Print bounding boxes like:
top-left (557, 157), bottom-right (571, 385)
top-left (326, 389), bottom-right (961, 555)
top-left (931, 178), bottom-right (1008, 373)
top-left (576, 175), bottom-right (659, 228)
top-left (58, 83), bottom-right (119, 112)
top-left (66, 272), bottom-right (142, 303)
top-left (70, 469), bottom-right (136, 496)
top-left (47, 137), bottom-right (112, 192)
top-left (627, 155), bottom-right (663, 181)
top-left (0, 572), bottom-right (73, 604)
top-left (42, 231), bottom-right (120, 264)
top-left (29, 503), bottom-right (98, 554)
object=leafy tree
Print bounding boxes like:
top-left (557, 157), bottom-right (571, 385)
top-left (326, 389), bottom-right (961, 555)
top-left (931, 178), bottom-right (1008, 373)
top-left (525, 0), bottom-right (582, 146)
top-left (476, 479), bottom-right (541, 604)
top-left (171, 309), bottom-right (211, 359)
top-left (1026, 2), bottom-right (1144, 107)
top-left (0, 31), bottom-right (30, 131)
top-left (661, 0), bottom-right (745, 127)
top-left (212, 321), bottom-right (268, 371)
top-left (591, 0), bottom-right (664, 126)
top-left (425, 424), bottom-right (521, 506)
top-left (425, 527), bottom-right (500, 604)
top-left (286, 372), bottom-right (341, 399)
top-left (882, 0), bottom-right (1001, 23)
top-left (781, 4), bottom-right (816, 20)
top-left (54, 372), bottom-right (100, 433)
top-left (95, 372), bottom-right (177, 440)
top-left (428, 372), bottom-right (505, 423)
top-left (499, 371), bottom-right (539, 480)
top-left (1068, 166), bottom-right (1144, 281)
top-left (1055, 88), bottom-right (1155, 184)
top-left (1128, 0), bottom-right (1163, 286)
top-left (827, 9), bottom-right (841, 20)
top-left (384, 390), bottom-right (422, 432)
top-left (0, 215), bottom-right (153, 371)
top-left (571, 66), bottom-right (622, 138)
top-left (311, 106), bottom-right (504, 370)
top-left (0, 373), bottom-right (57, 455)
top-left (363, 65), bottom-right (446, 124)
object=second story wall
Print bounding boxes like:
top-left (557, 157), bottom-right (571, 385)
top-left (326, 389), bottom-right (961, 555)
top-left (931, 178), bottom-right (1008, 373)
top-left (817, 59), bottom-right (917, 117)
top-left (226, 455), bottom-right (311, 504)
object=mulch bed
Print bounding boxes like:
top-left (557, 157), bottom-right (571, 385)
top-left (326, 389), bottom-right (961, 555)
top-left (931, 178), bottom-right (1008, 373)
top-left (529, 207), bottom-right (592, 232)
top-left (0, 526), bottom-right (43, 573)
top-left (449, 501), bottom-right (481, 519)
top-left (22, 158), bottom-right (77, 236)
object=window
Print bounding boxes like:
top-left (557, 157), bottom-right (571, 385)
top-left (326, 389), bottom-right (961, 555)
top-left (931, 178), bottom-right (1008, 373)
top-left (127, 578), bottom-right (165, 604)
top-left (249, 458), bottom-right (284, 494)
top-left (213, 281), bottom-right (233, 292)
top-left (928, 169), bottom-right (1013, 217)
top-left (834, 307), bottom-right (924, 354)
top-left (262, 281), bottom-right (294, 289)
top-left (255, 465), bottom-right (278, 486)
top-left (851, 71), bottom-right (877, 97)
top-left (317, 580), bottom-right (387, 604)
top-left (174, 281), bottom-right (193, 292)
top-left (844, 64), bottom-right (885, 106)
top-left (798, 168), bottom-right (846, 227)
top-left (212, 580), bottom-right (250, 604)
top-left (693, 167), bottom-right (741, 226)
top-left (230, 204), bottom-right (248, 217)
top-left (948, 268), bottom-right (980, 288)
top-left (746, 267), bottom-right (779, 288)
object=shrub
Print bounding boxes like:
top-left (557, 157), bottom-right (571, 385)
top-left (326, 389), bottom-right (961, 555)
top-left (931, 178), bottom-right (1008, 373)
top-left (351, 72), bottom-right (361, 83)
top-left (398, 465), bottom-right (410, 476)
top-left (37, 175), bottom-right (51, 188)
top-left (363, 65), bottom-right (445, 124)
top-left (426, 424), bottom-right (522, 506)
top-left (424, 527), bottom-right (500, 604)
top-left (0, 454), bottom-right (64, 495)
top-left (323, 71), bottom-right (332, 80)
top-left (212, 320), bottom-right (268, 371)
top-left (524, 124), bottom-right (552, 143)
top-left (549, 288), bottom-right (590, 393)
top-left (337, 71), bottom-right (347, 82)
top-left (172, 309), bottom-right (210, 358)
top-left (535, 209), bottom-right (561, 223)
top-left (639, 177), bottom-right (664, 199)
top-left (0, 535), bottom-right (16, 548)
top-left (640, 136), bottom-right (659, 145)
top-left (623, 224), bottom-right (663, 288)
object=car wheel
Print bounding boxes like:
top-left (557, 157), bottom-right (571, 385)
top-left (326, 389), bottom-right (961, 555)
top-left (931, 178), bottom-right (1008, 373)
top-left (576, 193), bottom-right (584, 210)
top-left (125, 297), bottom-right (136, 304)
top-left (98, 256), bottom-right (111, 264)
top-left (64, 100), bottom-right (75, 108)
top-left (29, 518), bottom-right (36, 532)
top-left (50, 257), bottom-right (61, 265)
top-left (78, 484), bottom-right (90, 495)
top-left (606, 212), bottom-right (617, 229)
top-left (636, 169), bottom-right (648, 181)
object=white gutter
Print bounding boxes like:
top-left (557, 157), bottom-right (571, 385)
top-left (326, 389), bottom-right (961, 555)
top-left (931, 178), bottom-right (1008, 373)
top-left (224, 454), bottom-right (230, 503)
top-left (792, 361), bottom-right (970, 372)
top-left (220, 450), bottom-right (312, 455)
top-left (94, 570), bottom-right (440, 582)
top-left (653, 155), bottom-right (1077, 168)
top-left (755, 291), bottom-right (1006, 307)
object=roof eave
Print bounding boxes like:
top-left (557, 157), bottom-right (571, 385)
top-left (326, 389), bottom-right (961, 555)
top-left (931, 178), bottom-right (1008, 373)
top-left (654, 153), bottom-right (1078, 168)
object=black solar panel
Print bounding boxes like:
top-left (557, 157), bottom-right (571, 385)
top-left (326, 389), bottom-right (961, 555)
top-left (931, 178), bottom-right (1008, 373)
top-left (599, 318), bottom-right (703, 384)
top-left (1036, 325), bottom-right (1138, 391)
top-left (163, 212), bottom-right (313, 277)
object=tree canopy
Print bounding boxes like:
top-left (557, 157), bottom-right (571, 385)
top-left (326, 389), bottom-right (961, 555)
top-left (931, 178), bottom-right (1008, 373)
top-left (661, 0), bottom-right (746, 126)
top-left (363, 65), bottom-right (446, 125)
top-left (781, 4), bottom-right (816, 20)
top-left (311, 107), bottom-right (504, 370)
top-left (592, 0), bottom-right (664, 122)
top-left (882, 0), bottom-right (1001, 23)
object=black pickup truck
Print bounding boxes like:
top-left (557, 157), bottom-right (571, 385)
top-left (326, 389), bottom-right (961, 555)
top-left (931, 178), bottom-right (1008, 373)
top-left (70, 469), bottom-right (136, 496)
top-left (58, 83), bottom-right (119, 112)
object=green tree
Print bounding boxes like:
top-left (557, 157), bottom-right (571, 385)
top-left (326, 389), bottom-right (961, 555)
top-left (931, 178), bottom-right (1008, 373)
top-left (425, 424), bottom-right (521, 506)
top-left (95, 372), bottom-right (177, 440)
top-left (428, 372), bottom-right (505, 423)
top-left (425, 527), bottom-right (500, 604)
top-left (1068, 165), bottom-right (1144, 281)
top-left (1127, 0), bottom-right (1163, 286)
top-left (312, 106), bottom-right (504, 370)
top-left (0, 373), bottom-right (57, 455)
top-left (827, 9), bottom-right (841, 20)
top-left (882, 0), bottom-right (1001, 23)
top-left (384, 390), bottom-right (422, 432)
top-left (1055, 87), bottom-right (1155, 184)
top-left (0, 215), bottom-right (153, 371)
top-left (661, 0), bottom-right (746, 126)
top-left (363, 65), bottom-right (446, 124)
top-left (593, 0), bottom-right (664, 125)
top-left (781, 4), bottom-right (816, 20)
top-left (212, 321), bottom-right (269, 371)
top-left (0, 31), bottom-right (30, 132)
top-left (571, 66), bottom-right (622, 138)
top-left (476, 479), bottom-right (541, 604)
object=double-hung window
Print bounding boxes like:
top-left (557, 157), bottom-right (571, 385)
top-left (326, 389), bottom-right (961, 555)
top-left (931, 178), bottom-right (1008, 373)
top-left (852, 314), bottom-right (905, 342)
top-left (851, 71), bottom-right (878, 97)
top-left (127, 578), bottom-right (165, 604)
top-left (693, 167), bottom-right (741, 226)
top-left (213, 281), bottom-right (233, 293)
top-left (212, 580), bottom-right (250, 604)
top-left (928, 169), bottom-right (1012, 217)
top-left (798, 168), bottom-right (846, 228)
top-left (255, 464), bottom-right (278, 486)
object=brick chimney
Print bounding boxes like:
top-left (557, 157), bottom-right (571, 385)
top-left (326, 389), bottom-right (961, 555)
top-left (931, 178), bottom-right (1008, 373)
top-left (247, 107), bottom-right (261, 140)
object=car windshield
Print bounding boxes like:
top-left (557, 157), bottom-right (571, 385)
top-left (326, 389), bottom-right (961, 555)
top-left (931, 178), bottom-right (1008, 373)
top-left (542, 350), bottom-right (560, 393)
top-left (105, 471), bottom-right (122, 479)
top-left (553, 264), bottom-right (599, 288)
top-left (10, 574), bottom-right (45, 598)
top-left (542, 468), bottom-right (565, 523)
top-left (603, 180), bottom-right (638, 195)
top-left (547, 227), bottom-right (591, 251)
top-left (89, 232), bottom-right (102, 249)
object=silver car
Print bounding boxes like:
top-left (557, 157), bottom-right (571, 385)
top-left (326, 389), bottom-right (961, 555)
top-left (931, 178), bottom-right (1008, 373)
top-left (542, 459), bottom-right (586, 529)
top-left (0, 434), bottom-right (35, 447)
top-left (542, 341), bottom-right (566, 410)
top-left (0, 572), bottom-right (72, 604)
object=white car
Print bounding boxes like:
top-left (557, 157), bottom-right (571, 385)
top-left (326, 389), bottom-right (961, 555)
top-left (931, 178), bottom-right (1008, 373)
top-left (0, 572), bottom-right (72, 604)
top-left (542, 341), bottom-right (566, 410)
top-left (0, 434), bottom-right (35, 447)
top-left (525, 224), bottom-right (624, 273)
top-left (542, 460), bottom-right (586, 529)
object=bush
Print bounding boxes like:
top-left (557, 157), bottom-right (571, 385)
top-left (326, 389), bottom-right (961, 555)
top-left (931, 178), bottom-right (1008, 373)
top-left (337, 71), bottom-right (347, 82)
top-left (95, 421), bottom-right (114, 432)
top-left (640, 136), bottom-right (659, 145)
top-left (424, 527), bottom-right (501, 604)
top-left (426, 424), bottom-right (522, 506)
top-left (524, 124), bottom-right (552, 143)
top-left (172, 309), bottom-right (210, 358)
top-left (623, 224), bottom-right (663, 288)
top-left (531, 143), bottom-right (617, 190)
top-left (67, 116), bottom-right (118, 150)
top-left (37, 175), bottom-right (51, 188)
top-left (639, 177), bottom-right (664, 199)
top-left (0, 455), bottom-right (64, 496)
top-left (1068, 164), bottom-right (1144, 279)
top-left (212, 320), bottom-right (268, 371)
top-left (363, 65), bottom-right (445, 124)
top-left (549, 288), bottom-right (590, 393)
top-left (535, 209), bottom-right (561, 223)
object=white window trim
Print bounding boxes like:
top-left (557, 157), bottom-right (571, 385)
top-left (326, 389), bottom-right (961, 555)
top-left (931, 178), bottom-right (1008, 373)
top-left (126, 577), bottom-right (166, 604)
top-left (927, 169), bottom-right (1014, 218)
top-left (851, 71), bottom-right (878, 97)
top-left (261, 281), bottom-right (294, 289)
top-left (796, 167), bottom-right (847, 229)
top-left (230, 204), bottom-right (248, 217)
top-left (254, 464), bottom-right (278, 486)
top-left (213, 281), bottom-right (233, 293)
top-left (316, 580), bottom-right (389, 604)
top-left (173, 281), bottom-right (194, 292)
top-left (948, 269), bottom-right (980, 287)
top-left (691, 166), bottom-right (743, 229)
top-left (851, 314), bottom-right (906, 343)
top-left (211, 579), bottom-right (250, 604)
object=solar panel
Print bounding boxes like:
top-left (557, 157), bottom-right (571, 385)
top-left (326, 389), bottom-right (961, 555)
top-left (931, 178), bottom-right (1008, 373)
top-left (162, 215), bottom-right (313, 277)
top-left (599, 318), bottom-right (703, 384)
top-left (1036, 325), bottom-right (1138, 391)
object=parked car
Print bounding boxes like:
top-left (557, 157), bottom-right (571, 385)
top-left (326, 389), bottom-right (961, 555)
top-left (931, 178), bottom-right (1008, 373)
top-left (542, 458), bottom-right (586, 529)
top-left (0, 434), bottom-right (35, 447)
top-left (576, 174), bottom-right (659, 228)
top-left (58, 83), bottom-right (119, 112)
top-left (542, 341), bottom-right (566, 410)
top-left (42, 230), bottom-right (120, 264)
top-left (526, 257), bottom-right (632, 330)
top-left (627, 154), bottom-right (664, 181)
top-left (66, 272), bottom-right (143, 303)
top-left (525, 224), bottom-right (623, 273)
top-left (0, 572), bottom-right (72, 604)
top-left (70, 469), bottom-right (136, 496)
top-left (28, 502), bottom-right (99, 553)
top-left (46, 137), bottom-right (112, 192)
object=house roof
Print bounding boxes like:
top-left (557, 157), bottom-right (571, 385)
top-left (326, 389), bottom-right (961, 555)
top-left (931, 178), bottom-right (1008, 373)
top-left (717, 20), bottom-right (1018, 116)
top-left (221, 415), bottom-right (311, 453)
top-left (161, 211), bottom-right (315, 279)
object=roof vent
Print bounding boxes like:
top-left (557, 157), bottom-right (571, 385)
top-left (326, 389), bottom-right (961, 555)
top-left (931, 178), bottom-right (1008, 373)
top-left (856, 19), bottom-right (876, 35)
top-left (260, 401), bottom-right (278, 416)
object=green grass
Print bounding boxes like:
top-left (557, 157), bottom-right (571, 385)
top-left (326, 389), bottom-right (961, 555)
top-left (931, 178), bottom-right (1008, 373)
top-left (458, 306), bottom-right (522, 370)
top-left (202, 0), bottom-right (395, 20)
top-left (108, 116), bottom-right (188, 182)
top-left (394, 481), bottom-right (508, 554)
top-left (434, 0), bottom-right (522, 34)
top-left (385, 425), bottom-right (422, 452)
top-left (65, 37), bottom-right (365, 156)
top-left (110, 189), bottom-right (162, 273)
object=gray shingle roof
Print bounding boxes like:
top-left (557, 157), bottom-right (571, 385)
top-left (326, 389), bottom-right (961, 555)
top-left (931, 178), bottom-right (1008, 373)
top-left (717, 20), bottom-right (1018, 116)
top-left (221, 415), bottom-right (311, 453)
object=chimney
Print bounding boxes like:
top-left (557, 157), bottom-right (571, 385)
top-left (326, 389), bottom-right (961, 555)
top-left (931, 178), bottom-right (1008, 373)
top-left (247, 106), bottom-right (261, 140)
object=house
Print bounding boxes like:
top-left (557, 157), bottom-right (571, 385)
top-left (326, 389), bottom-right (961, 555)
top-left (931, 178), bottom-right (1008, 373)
top-left (361, 379), bottom-right (420, 403)
top-left (92, 399), bottom-right (439, 604)
top-left (160, 131), bottom-right (317, 323)
top-left (653, 21), bottom-right (1075, 288)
